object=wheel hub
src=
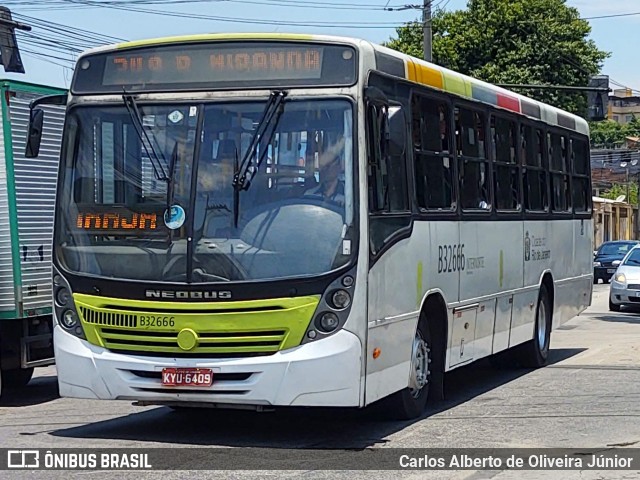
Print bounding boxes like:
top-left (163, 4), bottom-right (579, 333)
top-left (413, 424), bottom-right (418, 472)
top-left (408, 330), bottom-right (429, 398)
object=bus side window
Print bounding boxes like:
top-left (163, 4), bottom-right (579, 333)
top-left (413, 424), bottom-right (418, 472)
top-left (571, 137), bottom-right (591, 213)
top-left (491, 115), bottom-right (520, 212)
top-left (412, 95), bottom-right (455, 212)
top-left (522, 125), bottom-right (549, 212)
top-left (549, 131), bottom-right (572, 213)
top-left (367, 104), bottom-right (408, 214)
top-left (367, 101), bottom-right (411, 256)
top-left (457, 107), bottom-right (490, 211)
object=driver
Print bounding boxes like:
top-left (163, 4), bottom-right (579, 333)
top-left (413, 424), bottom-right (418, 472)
top-left (304, 154), bottom-right (345, 206)
top-left (304, 138), bottom-right (346, 206)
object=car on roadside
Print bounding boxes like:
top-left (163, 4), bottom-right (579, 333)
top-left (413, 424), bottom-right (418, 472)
top-left (594, 240), bottom-right (639, 284)
top-left (609, 245), bottom-right (640, 311)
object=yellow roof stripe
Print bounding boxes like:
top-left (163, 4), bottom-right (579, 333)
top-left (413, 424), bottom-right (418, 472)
top-left (117, 33), bottom-right (315, 50)
top-left (407, 59), bottom-right (418, 83)
top-left (417, 63), bottom-right (443, 90)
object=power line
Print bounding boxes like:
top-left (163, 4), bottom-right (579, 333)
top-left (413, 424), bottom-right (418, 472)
top-left (44, 1), bottom-right (413, 28)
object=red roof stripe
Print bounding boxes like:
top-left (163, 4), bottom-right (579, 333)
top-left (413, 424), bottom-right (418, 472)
top-left (497, 93), bottom-right (521, 113)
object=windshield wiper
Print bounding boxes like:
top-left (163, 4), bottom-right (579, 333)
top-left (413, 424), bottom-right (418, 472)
top-left (231, 90), bottom-right (287, 227)
top-left (122, 92), bottom-right (170, 182)
top-left (233, 90), bottom-right (287, 192)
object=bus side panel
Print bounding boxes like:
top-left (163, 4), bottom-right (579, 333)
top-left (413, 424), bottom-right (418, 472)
top-left (365, 236), bottom-right (418, 404)
top-left (459, 220), bottom-right (524, 355)
top-left (365, 220), bottom-right (459, 404)
top-left (10, 91), bottom-right (65, 315)
top-left (554, 218), bottom-right (592, 328)
top-left (0, 94), bottom-right (16, 316)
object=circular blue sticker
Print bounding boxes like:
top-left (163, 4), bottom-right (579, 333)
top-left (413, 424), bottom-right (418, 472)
top-left (164, 205), bottom-right (186, 230)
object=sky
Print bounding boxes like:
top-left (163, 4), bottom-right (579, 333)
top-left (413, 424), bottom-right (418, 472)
top-left (2, 0), bottom-right (640, 93)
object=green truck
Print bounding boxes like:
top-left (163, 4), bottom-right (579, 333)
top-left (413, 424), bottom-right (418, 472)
top-left (0, 79), bottom-right (66, 396)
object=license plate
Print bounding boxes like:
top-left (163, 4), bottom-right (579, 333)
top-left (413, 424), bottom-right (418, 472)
top-left (161, 368), bottom-right (213, 387)
top-left (636, 292), bottom-right (640, 297)
top-left (607, 269), bottom-right (616, 273)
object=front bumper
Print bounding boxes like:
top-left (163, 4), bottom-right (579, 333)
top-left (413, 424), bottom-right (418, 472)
top-left (609, 283), bottom-right (640, 306)
top-left (594, 266), bottom-right (617, 280)
top-left (54, 326), bottom-right (362, 407)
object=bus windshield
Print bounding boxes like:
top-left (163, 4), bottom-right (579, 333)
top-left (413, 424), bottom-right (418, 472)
top-left (55, 98), bottom-right (355, 283)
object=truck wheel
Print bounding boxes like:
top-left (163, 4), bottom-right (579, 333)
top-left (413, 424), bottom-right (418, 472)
top-left (383, 317), bottom-right (431, 420)
top-left (2, 368), bottom-right (34, 388)
top-left (515, 284), bottom-right (552, 368)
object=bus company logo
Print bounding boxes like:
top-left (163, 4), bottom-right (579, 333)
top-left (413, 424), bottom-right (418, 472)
top-left (524, 231), bottom-right (531, 261)
top-left (145, 289), bottom-right (232, 300)
top-left (7, 450), bottom-right (39, 469)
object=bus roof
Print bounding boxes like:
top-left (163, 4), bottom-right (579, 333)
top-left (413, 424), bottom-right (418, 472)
top-left (79, 32), bottom-right (588, 135)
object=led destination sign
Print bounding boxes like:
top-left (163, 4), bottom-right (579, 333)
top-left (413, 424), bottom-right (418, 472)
top-left (74, 207), bottom-right (167, 235)
top-left (105, 47), bottom-right (323, 83)
top-left (76, 212), bottom-right (158, 231)
top-left (72, 42), bottom-right (357, 93)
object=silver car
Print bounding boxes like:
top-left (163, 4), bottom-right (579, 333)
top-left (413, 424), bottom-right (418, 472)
top-left (609, 246), bottom-right (640, 311)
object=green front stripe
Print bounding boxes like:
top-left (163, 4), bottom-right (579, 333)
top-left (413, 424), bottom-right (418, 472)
top-left (74, 293), bottom-right (321, 355)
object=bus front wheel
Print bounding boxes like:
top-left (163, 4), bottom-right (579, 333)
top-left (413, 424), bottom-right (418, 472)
top-left (384, 317), bottom-right (431, 420)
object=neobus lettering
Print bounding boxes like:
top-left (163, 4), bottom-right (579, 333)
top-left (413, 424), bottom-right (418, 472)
top-left (145, 290), bottom-right (232, 299)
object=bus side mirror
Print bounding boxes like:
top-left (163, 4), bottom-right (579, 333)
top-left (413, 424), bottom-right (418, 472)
top-left (25, 107), bottom-right (44, 158)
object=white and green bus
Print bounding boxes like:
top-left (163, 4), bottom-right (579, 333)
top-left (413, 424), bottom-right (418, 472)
top-left (27, 34), bottom-right (593, 419)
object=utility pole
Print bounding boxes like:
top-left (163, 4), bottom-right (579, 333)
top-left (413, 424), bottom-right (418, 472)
top-left (423, 0), bottom-right (432, 62)
top-left (0, 7), bottom-right (30, 74)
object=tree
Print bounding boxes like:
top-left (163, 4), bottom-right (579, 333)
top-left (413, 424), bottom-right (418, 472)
top-left (601, 183), bottom-right (638, 206)
top-left (589, 120), bottom-right (625, 148)
top-left (384, 0), bottom-right (609, 115)
top-left (589, 116), bottom-right (640, 148)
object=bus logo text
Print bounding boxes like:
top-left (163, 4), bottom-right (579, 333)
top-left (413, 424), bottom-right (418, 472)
top-left (145, 290), bottom-right (232, 299)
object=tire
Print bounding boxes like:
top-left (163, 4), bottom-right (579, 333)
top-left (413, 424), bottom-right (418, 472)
top-left (515, 284), bottom-right (552, 368)
top-left (383, 316), bottom-right (431, 420)
top-left (609, 299), bottom-right (621, 312)
top-left (593, 276), bottom-right (598, 285)
top-left (2, 368), bottom-right (34, 388)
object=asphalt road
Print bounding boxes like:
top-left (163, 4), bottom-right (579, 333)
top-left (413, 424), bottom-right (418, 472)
top-left (2, 283), bottom-right (640, 479)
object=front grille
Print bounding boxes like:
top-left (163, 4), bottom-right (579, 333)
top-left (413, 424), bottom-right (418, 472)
top-left (79, 307), bottom-right (137, 328)
top-left (628, 297), bottom-right (640, 303)
top-left (98, 328), bottom-right (286, 355)
top-left (628, 284), bottom-right (640, 290)
top-left (110, 349), bottom-right (274, 358)
top-left (74, 293), bottom-right (320, 358)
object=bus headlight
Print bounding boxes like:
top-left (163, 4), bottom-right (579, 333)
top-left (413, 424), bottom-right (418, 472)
top-left (317, 312), bottom-right (340, 332)
top-left (56, 287), bottom-right (71, 307)
top-left (331, 290), bottom-right (351, 309)
top-left (52, 267), bottom-right (86, 340)
top-left (61, 310), bottom-right (79, 329)
top-left (302, 268), bottom-right (357, 344)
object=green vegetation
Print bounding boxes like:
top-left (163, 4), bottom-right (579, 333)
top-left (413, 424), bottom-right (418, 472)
top-left (384, 0), bottom-right (609, 115)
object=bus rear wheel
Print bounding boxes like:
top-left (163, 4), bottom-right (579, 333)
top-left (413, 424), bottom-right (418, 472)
top-left (384, 318), bottom-right (431, 420)
top-left (515, 285), bottom-right (551, 368)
